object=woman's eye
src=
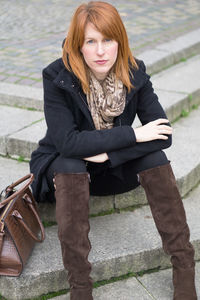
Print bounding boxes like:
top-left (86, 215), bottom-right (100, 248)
top-left (104, 38), bottom-right (112, 42)
top-left (87, 40), bottom-right (94, 44)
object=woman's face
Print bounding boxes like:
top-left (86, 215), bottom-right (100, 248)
top-left (81, 22), bottom-right (118, 80)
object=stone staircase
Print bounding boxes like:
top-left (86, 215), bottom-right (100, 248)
top-left (0, 30), bottom-right (200, 300)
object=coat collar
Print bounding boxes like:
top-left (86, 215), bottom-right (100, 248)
top-left (53, 60), bottom-right (148, 127)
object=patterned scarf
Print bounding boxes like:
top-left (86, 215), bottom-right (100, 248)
top-left (86, 71), bottom-right (126, 130)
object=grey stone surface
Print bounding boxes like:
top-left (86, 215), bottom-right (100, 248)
top-left (152, 54), bottom-right (200, 94)
top-left (1, 0), bottom-right (200, 87)
top-left (38, 195), bottom-right (115, 223)
top-left (139, 28), bottom-right (200, 75)
top-left (6, 119), bottom-right (46, 159)
top-left (139, 261), bottom-right (200, 300)
top-left (0, 81), bottom-right (43, 110)
top-left (0, 105), bottom-right (44, 155)
top-left (1, 183), bottom-right (200, 299)
top-left (138, 48), bottom-right (174, 75)
top-left (0, 105), bottom-right (43, 137)
top-left (165, 107), bottom-right (200, 197)
top-left (0, 156), bottom-right (29, 192)
top-left (54, 261), bottom-right (200, 300)
top-left (157, 28), bottom-right (200, 64)
top-left (154, 89), bottom-right (189, 122)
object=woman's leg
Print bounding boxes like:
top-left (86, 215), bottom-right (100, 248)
top-left (135, 151), bottom-right (196, 300)
top-left (46, 156), bottom-right (93, 300)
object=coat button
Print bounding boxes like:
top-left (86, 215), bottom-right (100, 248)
top-left (60, 80), bottom-right (64, 85)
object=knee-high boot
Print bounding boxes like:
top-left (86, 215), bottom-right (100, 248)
top-left (138, 163), bottom-right (197, 300)
top-left (54, 173), bottom-right (93, 300)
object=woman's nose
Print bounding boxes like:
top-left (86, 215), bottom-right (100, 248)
top-left (96, 42), bottom-right (105, 55)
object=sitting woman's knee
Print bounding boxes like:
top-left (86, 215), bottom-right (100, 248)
top-left (136, 150), bottom-right (169, 173)
top-left (51, 156), bottom-right (87, 174)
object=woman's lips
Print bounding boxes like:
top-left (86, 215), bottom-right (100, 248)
top-left (95, 60), bottom-right (108, 65)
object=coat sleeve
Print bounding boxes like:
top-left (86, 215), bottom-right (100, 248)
top-left (107, 61), bottom-right (172, 168)
top-left (43, 69), bottom-right (136, 159)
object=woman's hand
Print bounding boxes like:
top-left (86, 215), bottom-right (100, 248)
top-left (84, 153), bottom-right (109, 163)
top-left (134, 118), bottom-right (172, 143)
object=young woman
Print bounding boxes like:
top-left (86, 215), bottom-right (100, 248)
top-left (30, 2), bottom-right (197, 299)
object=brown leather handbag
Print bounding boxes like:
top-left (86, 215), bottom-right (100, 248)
top-left (0, 174), bottom-right (45, 276)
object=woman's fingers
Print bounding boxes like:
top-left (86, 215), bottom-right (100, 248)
top-left (154, 118), bottom-right (170, 125)
top-left (134, 118), bottom-right (172, 142)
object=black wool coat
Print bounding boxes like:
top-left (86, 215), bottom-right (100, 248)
top-left (30, 58), bottom-right (172, 202)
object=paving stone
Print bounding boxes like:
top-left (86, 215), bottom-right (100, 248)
top-left (0, 74), bottom-right (8, 81)
top-left (1, 184), bottom-right (200, 299)
top-left (18, 78), bottom-right (37, 85)
top-left (0, 81), bottom-right (43, 110)
top-left (4, 76), bottom-right (20, 83)
top-left (1, 1), bottom-right (200, 86)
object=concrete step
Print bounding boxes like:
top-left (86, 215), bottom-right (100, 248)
top-left (1, 54), bottom-right (200, 161)
top-left (0, 105), bottom-right (44, 156)
top-left (1, 183), bottom-right (200, 300)
top-left (1, 104), bottom-right (200, 221)
top-left (0, 82), bottom-right (43, 111)
top-left (53, 261), bottom-right (200, 300)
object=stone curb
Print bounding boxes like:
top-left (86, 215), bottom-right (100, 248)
top-left (139, 28), bottom-right (200, 75)
top-left (0, 28), bottom-right (200, 111)
top-left (0, 184), bottom-right (200, 300)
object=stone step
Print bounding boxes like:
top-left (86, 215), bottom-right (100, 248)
top-left (0, 82), bottom-right (43, 111)
top-left (1, 104), bottom-right (200, 221)
top-left (1, 183), bottom-right (200, 300)
top-left (0, 105), bottom-right (44, 156)
top-left (53, 261), bottom-right (200, 300)
top-left (0, 28), bottom-right (200, 112)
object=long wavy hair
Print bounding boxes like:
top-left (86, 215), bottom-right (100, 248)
top-left (62, 1), bottom-right (138, 93)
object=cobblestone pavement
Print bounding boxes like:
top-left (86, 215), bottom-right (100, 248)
top-left (0, 0), bottom-right (200, 88)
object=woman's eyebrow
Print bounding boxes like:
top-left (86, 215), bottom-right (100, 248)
top-left (85, 36), bottom-right (95, 40)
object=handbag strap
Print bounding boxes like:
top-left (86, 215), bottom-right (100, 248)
top-left (0, 232), bottom-right (5, 255)
top-left (12, 195), bottom-right (45, 243)
top-left (0, 174), bottom-right (34, 209)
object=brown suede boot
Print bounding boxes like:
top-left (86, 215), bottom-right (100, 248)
top-left (55, 173), bottom-right (93, 300)
top-left (138, 163), bottom-right (197, 300)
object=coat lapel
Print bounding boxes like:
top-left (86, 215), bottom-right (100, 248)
top-left (53, 68), bottom-right (95, 128)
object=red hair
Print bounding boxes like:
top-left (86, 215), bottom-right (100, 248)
top-left (62, 1), bottom-right (138, 93)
